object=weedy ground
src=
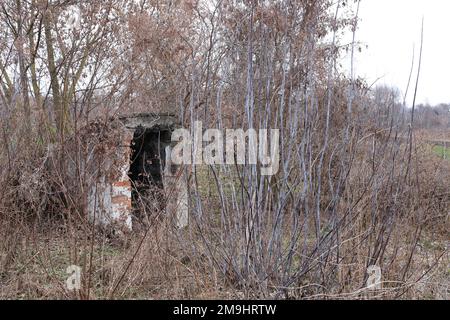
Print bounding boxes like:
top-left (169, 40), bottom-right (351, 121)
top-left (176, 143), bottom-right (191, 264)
top-left (0, 133), bottom-right (448, 300)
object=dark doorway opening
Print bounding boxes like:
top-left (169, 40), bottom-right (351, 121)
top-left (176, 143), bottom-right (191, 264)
top-left (129, 128), bottom-right (171, 219)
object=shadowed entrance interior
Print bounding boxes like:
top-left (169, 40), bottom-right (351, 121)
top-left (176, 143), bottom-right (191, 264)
top-left (129, 128), bottom-right (172, 219)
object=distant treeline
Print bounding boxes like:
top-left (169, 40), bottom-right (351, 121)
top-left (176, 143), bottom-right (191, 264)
top-left (415, 103), bottom-right (450, 129)
top-left (368, 85), bottom-right (450, 130)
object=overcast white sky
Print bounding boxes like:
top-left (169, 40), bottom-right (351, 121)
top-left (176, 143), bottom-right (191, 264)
top-left (349, 0), bottom-right (450, 105)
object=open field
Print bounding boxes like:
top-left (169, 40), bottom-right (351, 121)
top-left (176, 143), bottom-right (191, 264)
top-left (433, 145), bottom-right (450, 159)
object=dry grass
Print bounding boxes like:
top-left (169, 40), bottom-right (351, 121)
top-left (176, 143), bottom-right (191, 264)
top-left (0, 0), bottom-right (448, 301)
top-left (0, 132), bottom-right (447, 300)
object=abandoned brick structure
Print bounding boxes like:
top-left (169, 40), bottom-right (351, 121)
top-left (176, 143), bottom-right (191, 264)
top-left (83, 113), bottom-right (188, 232)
